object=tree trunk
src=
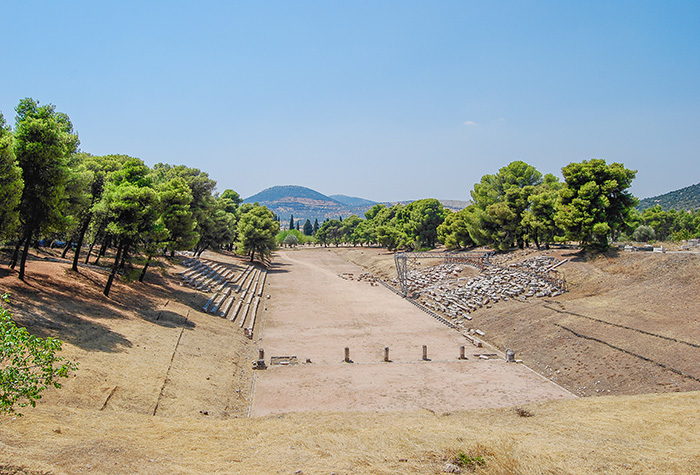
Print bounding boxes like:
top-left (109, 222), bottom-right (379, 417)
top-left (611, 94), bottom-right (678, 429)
top-left (195, 244), bottom-right (208, 258)
top-left (71, 218), bottom-right (91, 271)
top-left (103, 240), bottom-right (124, 297)
top-left (18, 228), bottom-right (33, 281)
top-left (119, 243), bottom-right (130, 269)
top-left (85, 240), bottom-right (95, 264)
top-left (61, 238), bottom-right (73, 259)
top-left (94, 236), bottom-right (109, 265)
top-left (9, 238), bottom-right (23, 269)
top-left (139, 256), bottom-right (151, 282)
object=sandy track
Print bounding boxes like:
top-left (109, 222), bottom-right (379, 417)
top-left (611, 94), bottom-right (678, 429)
top-left (250, 248), bottom-right (573, 415)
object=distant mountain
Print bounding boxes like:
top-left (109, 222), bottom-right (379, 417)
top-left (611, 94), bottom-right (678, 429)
top-left (329, 195), bottom-right (378, 207)
top-left (243, 185), bottom-right (373, 224)
top-left (638, 182), bottom-right (700, 211)
top-left (440, 200), bottom-right (471, 212)
top-left (245, 185), bottom-right (341, 205)
top-left (243, 185), bottom-right (471, 226)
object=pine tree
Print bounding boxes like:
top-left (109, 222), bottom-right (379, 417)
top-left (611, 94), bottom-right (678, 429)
top-left (0, 113), bottom-right (22, 241)
top-left (303, 219), bottom-right (313, 236)
top-left (555, 159), bottom-right (637, 251)
top-left (11, 98), bottom-right (79, 280)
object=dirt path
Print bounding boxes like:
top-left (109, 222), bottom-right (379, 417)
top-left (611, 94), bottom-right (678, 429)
top-left (250, 248), bottom-right (574, 415)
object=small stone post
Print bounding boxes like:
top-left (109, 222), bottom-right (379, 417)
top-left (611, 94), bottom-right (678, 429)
top-left (344, 347), bottom-right (351, 363)
top-left (459, 345), bottom-right (466, 360)
top-left (505, 349), bottom-right (515, 362)
top-left (254, 348), bottom-right (266, 370)
top-left (384, 347), bottom-right (390, 362)
top-left (422, 345), bottom-right (429, 361)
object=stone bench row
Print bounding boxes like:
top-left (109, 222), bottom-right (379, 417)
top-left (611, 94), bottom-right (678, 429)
top-left (243, 270), bottom-right (267, 338)
top-left (204, 265), bottom-right (267, 339)
top-left (203, 265), bottom-right (252, 317)
top-left (182, 258), bottom-right (268, 338)
top-left (180, 259), bottom-right (235, 292)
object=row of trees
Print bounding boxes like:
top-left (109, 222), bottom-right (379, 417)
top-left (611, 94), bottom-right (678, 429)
top-left (627, 205), bottom-right (700, 242)
top-left (0, 99), bottom-right (279, 295)
top-left (0, 98), bottom-right (283, 414)
top-left (2, 99), bottom-right (696, 290)
top-left (311, 198), bottom-right (447, 250)
top-left (294, 160), bottom-right (644, 253)
top-left (438, 159), bottom-right (639, 252)
top-left (286, 215), bottom-right (319, 236)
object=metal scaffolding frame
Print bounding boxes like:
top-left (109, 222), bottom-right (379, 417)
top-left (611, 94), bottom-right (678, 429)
top-left (394, 250), bottom-right (494, 296)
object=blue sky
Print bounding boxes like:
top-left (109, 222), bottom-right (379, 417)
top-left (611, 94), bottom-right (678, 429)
top-left (2, 1), bottom-right (699, 202)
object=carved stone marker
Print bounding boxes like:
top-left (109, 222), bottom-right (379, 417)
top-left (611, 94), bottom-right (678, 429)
top-left (253, 348), bottom-right (267, 369)
top-left (422, 345), bottom-right (429, 361)
top-left (505, 349), bottom-right (516, 362)
top-left (384, 347), bottom-right (390, 362)
top-left (344, 347), bottom-right (351, 363)
top-left (459, 345), bottom-right (466, 360)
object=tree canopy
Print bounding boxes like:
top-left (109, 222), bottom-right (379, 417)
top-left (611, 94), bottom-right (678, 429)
top-left (467, 161), bottom-right (543, 251)
top-left (237, 205), bottom-right (279, 263)
top-left (0, 95), bottom-right (691, 302)
top-left (11, 98), bottom-right (79, 280)
top-left (555, 159), bottom-right (637, 251)
top-left (0, 113), bottom-right (22, 241)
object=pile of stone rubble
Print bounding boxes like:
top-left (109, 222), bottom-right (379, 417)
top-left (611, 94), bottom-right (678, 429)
top-left (391, 255), bottom-right (566, 330)
top-left (340, 272), bottom-right (380, 286)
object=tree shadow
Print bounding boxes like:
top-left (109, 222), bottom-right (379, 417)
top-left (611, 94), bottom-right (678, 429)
top-left (8, 303), bottom-right (132, 353)
top-left (562, 247), bottom-right (620, 263)
top-left (0, 263), bottom-right (149, 352)
top-left (0, 250), bottom-right (269, 350)
top-left (145, 309), bottom-right (196, 329)
top-left (267, 262), bottom-right (290, 274)
top-left (19, 269), bottom-right (133, 319)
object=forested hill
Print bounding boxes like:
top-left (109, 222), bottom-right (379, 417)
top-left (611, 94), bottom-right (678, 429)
top-left (243, 185), bottom-right (375, 223)
top-left (245, 185), bottom-right (341, 204)
top-left (638, 182), bottom-right (700, 211)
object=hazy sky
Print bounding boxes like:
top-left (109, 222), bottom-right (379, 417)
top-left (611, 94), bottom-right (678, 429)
top-left (2, 1), bottom-right (699, 202)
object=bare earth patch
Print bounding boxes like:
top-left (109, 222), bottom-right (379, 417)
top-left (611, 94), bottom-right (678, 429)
top-left (251, 248), bottom-right (573, 415)
top-left (459, 249), bottom-right (700, 397)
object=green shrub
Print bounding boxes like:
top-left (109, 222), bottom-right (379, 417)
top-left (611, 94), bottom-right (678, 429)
top-left (456, 451), bottom-right (486, 469)
top-left (1, 294), bottom-right (76, 416)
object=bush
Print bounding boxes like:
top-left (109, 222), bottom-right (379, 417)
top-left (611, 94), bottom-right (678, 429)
top-left (282, 234), bottom-right (299, 247)
top-left (456, 451), bottom-right (486, 470)
top-left (276, 229), bottom-right (311, 246)
top-left (632, 225), bottom-right (656, 242)
top-left (1, 294), bottom-right (76, 415)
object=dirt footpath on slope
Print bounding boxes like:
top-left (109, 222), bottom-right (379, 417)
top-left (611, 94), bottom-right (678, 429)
top-left (250, 248), bottom-right (573, 416)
